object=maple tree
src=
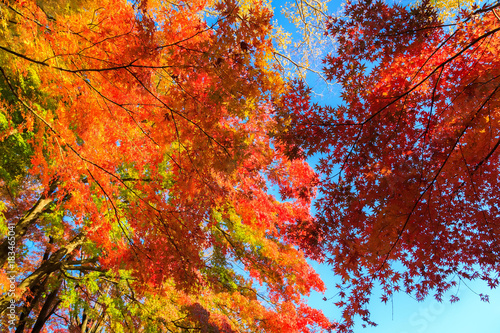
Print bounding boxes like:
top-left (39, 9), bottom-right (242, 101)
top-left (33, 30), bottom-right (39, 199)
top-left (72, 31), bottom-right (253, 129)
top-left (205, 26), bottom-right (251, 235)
top-left (275, 0), bottom-right (500, 331)
top-left (0, 0), bottom-right (333, 332)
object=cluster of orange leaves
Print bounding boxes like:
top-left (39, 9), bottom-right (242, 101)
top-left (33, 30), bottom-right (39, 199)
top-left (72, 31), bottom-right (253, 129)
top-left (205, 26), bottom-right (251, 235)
top-left (0, 0), bottom-right (333, 331)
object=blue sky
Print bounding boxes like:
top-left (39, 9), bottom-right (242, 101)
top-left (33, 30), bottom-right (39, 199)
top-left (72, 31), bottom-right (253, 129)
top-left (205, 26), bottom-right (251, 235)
top-left (307, 259), bottom-right (500, 332)
top-left (270, 0), bottom-right (500, 331)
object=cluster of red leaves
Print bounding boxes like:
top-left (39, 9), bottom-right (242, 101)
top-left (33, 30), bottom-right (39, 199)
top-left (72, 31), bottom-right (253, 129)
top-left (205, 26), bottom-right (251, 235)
top-left (275, 0), bottom-right (500, 331)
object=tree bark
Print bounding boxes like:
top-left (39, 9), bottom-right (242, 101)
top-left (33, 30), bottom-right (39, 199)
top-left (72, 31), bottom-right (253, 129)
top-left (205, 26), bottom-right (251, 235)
top-left (0, 181), bottom-right (57, 267)
top-left (0, 232), bottom-right (86, 314)
top-left (31, 276), bottom-right (63, 333)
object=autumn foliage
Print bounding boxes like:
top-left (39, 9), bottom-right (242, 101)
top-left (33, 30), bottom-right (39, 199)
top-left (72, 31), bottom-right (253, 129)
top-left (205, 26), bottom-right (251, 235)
top-left (3, 0), bottom-right (500, 331)
top-left (0, 0), bottom-right (332, 332)
top-left (275, 0), bottom-right (500, 330)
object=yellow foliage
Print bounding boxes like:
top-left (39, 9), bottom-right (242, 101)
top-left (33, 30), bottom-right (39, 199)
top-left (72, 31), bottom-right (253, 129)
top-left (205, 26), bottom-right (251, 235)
top-left (272, 0), bottom-right (334, 80)
top-left (430, 0), bottom-right (484, 21)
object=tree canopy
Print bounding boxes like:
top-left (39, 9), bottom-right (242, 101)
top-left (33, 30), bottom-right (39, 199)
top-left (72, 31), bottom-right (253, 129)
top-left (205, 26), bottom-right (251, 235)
top-left (0, 0), bottom-right (331, 331)
top-left (1, 0), bottom-right (500, 332)
top-left (275, 0), bottom-right (500, 330)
